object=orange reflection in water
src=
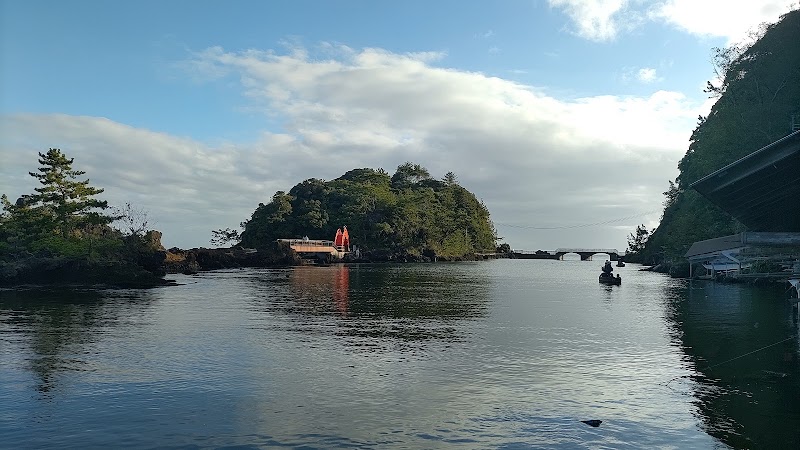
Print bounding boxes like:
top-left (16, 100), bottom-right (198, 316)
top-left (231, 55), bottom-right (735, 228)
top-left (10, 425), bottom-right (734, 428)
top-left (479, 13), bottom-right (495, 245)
top-left (332, 265), bottom-right (349, 315)
top-left (289, 265), bottom-right (350, 315)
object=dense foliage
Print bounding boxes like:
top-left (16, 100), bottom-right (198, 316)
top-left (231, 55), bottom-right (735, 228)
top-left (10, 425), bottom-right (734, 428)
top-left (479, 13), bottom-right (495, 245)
top-left (2, 149), bottom-right (114, 254)
top-left (1, 149), bottom-right (165, 286)
top-left (239, 163), bottom-right (497, 259)
top-left (626, 224), bottom-right (650, 254)
top-left (633, 9), bottom-right (800, 264)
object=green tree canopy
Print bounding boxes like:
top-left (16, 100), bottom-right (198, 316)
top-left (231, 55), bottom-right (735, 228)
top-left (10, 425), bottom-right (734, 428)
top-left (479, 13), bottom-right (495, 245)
top-left (239, 163), bottom-right (496, 258)
top-left (27, 148), bottom-right (114, 236)
top-left (637, 9), bottom-right (800, 264)
top-left (1, 148), bottom-right (163, 271)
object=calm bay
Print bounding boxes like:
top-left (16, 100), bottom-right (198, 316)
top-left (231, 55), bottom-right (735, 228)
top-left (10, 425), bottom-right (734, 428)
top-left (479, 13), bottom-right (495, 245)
top-left (1, 259), bottom-right (798, 448)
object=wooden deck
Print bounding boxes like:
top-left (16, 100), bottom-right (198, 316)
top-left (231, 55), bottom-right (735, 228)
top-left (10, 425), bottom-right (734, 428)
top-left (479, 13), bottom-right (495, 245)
top-left (278, 239), bottom-right (349, 259)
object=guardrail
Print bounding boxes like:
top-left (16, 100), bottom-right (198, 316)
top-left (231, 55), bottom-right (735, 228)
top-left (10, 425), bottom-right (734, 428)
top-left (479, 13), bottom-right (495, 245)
top-left (278, 239), bottom-right (335, 247)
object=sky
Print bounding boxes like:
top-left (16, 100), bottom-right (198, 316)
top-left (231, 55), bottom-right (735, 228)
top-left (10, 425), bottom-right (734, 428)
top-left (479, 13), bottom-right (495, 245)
top-left (1, 0), bottom-right (797, 251)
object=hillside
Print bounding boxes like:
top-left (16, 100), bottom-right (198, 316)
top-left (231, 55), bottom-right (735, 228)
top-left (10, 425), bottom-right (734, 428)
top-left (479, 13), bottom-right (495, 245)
top-left (634, 9), bottom-right (800, 265)
top-left (239, 163), bottom-right (497, 260)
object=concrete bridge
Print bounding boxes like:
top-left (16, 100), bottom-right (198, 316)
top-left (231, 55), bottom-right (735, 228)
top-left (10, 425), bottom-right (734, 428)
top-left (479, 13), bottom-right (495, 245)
top-left (554, 248), bottom-right (622, 261)
top-left (513, 248), bottom-right (623, 261)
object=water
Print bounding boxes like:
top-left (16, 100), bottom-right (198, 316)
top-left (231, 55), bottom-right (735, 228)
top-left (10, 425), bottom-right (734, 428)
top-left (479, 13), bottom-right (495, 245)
top-left (1, 260), bottom-right (798, 448)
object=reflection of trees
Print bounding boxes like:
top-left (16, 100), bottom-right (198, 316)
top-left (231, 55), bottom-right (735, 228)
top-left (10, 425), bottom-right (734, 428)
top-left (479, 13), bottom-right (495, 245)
top-left (288, 265), bottom-right (350, 316)
top-left (344, 265), bottom-right (489, 320)
top-left (664, 282), bottom-right (800, 449)
top-left (261, 264), bottom-right (490, 342)
top-left (0, 289), bottom-right (155, 395)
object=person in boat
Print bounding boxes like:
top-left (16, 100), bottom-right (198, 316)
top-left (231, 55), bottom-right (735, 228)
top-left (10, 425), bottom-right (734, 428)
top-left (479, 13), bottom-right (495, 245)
top-left (602, 260), bottom-right (614, 275)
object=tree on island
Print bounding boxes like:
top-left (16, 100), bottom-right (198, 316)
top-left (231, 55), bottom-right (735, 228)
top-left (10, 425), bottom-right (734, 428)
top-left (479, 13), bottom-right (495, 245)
top-left (234, 163), bottom-right (497, 259)
top-left (2, 149), bottom-right (116, 251)
top-left (1, 148), bottom-right (167, 286)
top-left (210, 226), bottom-right (243, 246)
top-left (27, 148), bottom-right (115, 237)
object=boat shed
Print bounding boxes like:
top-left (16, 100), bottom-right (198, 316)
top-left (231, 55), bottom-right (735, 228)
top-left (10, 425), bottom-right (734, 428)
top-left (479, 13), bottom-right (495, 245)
top-left (685, 130), bottom-right (800, 280)
top-left (690, 130), bottom-right (800, 232)
top-left (685, 232), bottom-right (800, 279)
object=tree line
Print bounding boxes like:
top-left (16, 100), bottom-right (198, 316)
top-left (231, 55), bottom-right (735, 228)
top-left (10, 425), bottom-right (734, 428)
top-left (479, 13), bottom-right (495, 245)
top-left (627, 9), bottom-right (800, 265)
top-left (1, 149), bottom-right (162, 285)
top-left (228, 162), bottom-right (498, 259)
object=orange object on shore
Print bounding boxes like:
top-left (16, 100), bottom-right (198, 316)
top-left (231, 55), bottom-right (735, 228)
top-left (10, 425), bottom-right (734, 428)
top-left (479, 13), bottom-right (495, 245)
top-left (342, 226), bottom-right (350, 250)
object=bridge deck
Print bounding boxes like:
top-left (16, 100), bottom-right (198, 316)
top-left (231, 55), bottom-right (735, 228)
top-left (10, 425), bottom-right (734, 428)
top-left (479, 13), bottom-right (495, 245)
top-left (512, 248), bottom-right (624, 261)
top-left (554, 248), bottom-right (620, 255)
top-left (291, 244), bottom-right (338, 254)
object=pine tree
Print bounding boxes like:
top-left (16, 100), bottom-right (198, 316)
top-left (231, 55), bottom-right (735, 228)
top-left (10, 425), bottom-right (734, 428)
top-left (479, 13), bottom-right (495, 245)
top-left (28, 148), bottom-right (113, 236)
top-left (627, 224), bottom-right (650, 254)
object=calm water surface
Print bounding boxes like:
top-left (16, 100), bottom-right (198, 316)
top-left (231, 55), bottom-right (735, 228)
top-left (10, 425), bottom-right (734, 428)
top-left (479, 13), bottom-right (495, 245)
top-left (1, 260), bottom-right (798, 449)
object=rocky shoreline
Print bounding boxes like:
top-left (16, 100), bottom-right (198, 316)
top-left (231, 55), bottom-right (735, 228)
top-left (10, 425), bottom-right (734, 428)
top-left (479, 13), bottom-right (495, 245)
top-left (162, 243), bottom-right (301, 274)
top-left (162, 245), bottom-right (495, 274)
top-left (0, 254), bottom-right (172, 289)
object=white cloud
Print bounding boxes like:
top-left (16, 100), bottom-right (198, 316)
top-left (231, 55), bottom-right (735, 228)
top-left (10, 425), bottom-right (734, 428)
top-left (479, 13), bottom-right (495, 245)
top-left (620, 66), bottom-right (663, 84)
top-left (653, 0), bottom-right (797, 43)
top-left (548, 0), bottom-right (643, 41)
top-left (1, 44), bottom-right (711, 250)
top-left (549, 0), bottom-right (797, 43)
top-left (0, 114), bottom-right (301, 248)
top-left (637, 67), bottom-right (662, 83)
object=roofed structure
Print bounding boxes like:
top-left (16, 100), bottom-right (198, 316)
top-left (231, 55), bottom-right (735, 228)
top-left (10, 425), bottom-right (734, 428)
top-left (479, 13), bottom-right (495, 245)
top-left (686, 131), bottom-right (800, 280)
top-left (690, 130), bottom-right (800, 232)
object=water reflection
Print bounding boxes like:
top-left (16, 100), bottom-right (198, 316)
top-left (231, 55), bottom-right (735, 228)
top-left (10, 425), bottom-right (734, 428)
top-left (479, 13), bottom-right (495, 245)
top-left (0, 288), bottom-right (157, 396)
top-left (666, 281), bottom-right (800, 449)
top-left (4, 263), bottom-right (795, 448)
top-left (250, 264), bottom-right (490, 343)
top-left (288, 265), bottom-right (350, 315)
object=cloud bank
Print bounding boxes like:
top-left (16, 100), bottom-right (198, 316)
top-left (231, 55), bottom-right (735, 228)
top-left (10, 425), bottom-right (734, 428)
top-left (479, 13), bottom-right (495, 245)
top-left (549, 0), bottom-right (797, 43)
top-left (1, 44), bottom-right (709, 250)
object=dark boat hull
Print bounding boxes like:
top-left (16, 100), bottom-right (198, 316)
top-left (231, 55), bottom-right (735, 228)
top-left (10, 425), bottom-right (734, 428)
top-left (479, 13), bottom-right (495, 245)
top-left (599, 274), bottom-right (621, 285)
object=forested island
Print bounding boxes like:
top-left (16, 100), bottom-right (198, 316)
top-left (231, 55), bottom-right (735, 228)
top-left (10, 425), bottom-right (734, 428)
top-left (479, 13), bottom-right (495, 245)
top-left (4, 10), bottom-right (797, 286)
top-left (0, 152), bottom-right (498, 287)
top-left (0, 149), bottom-right (171, 287)
top-left (626, 9), bottom-right (800, 274)
top-left (231, 163), bottom-right (498, 261)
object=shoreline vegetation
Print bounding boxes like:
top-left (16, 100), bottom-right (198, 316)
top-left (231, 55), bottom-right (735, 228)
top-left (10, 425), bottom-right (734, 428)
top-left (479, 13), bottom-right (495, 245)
top-left (629, 10), bottom-right (799, 267)
top-left (1, 152), bottom-right (504, 288)
top-left (4, 11), bottom-right (797, 289)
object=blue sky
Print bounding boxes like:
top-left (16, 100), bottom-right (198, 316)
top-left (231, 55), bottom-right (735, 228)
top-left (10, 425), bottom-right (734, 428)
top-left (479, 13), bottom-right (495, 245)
top-left (2, 0), bottom-right (797, 250)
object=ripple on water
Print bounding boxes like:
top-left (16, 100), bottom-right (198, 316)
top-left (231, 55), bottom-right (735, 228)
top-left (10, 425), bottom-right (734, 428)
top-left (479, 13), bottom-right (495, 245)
top-left (1, 262), bottom-right (796, 448)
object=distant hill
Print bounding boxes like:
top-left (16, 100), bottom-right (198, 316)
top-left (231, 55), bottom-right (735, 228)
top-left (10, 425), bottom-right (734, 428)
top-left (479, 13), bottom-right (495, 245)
top-left (634, 9), bottom-right (800, 265)
top-left (239, 163), bottom-right (497, 260)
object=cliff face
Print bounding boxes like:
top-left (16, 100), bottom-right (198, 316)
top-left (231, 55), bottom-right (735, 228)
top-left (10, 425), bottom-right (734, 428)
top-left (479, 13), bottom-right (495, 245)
top-left (636, 9), bottom-right (800, 264)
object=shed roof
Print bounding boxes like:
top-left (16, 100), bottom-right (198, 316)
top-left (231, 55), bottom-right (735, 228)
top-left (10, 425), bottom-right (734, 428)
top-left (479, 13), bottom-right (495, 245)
top-left (684, 232), bottom-right (800, 259)
top-left (684, 234), bottom-right (746, 260)
top-left (690, 130), bottom-right (800, 232)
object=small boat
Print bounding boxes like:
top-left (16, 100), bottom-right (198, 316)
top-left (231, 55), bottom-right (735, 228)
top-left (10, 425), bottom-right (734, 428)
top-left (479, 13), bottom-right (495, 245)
top-left (599, 273), bottom-right (621, 285)
top-left (599, 261), bottom-right (621, 285)
top-left (616, 261), bottom-right (625, 267)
